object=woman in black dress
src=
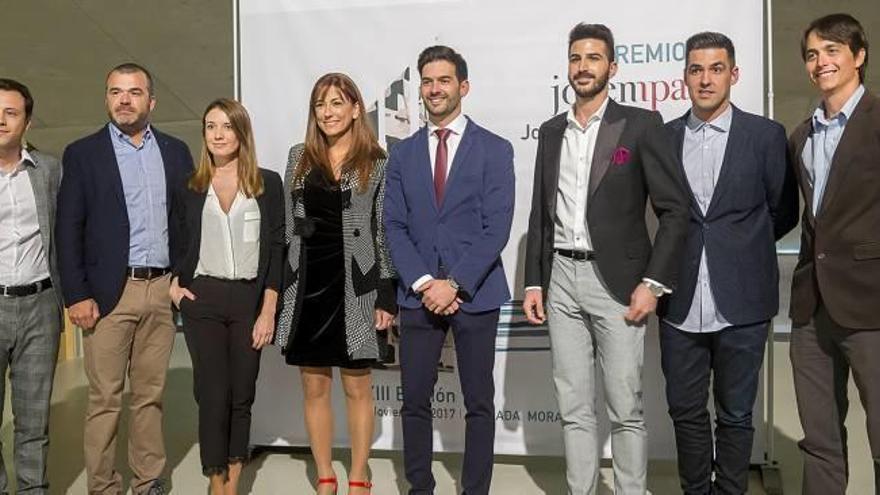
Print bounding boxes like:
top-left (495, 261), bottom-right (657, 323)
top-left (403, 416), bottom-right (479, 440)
top-left (276, 73), bottom-right (396, 495)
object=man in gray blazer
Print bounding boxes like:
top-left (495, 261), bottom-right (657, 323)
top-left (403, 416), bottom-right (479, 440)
top-left (0, 78), bottom-right (62, 494)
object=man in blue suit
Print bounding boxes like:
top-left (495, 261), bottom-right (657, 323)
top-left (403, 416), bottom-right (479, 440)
top-left (658, 33), bottom-right (798, 494)
top-left (384, 45), bottom-right (515, 495)
top-left (56, 63), bottom-right (192, 495)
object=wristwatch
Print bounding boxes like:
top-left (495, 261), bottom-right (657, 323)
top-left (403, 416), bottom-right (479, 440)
top-left (642, 280), bottom-right (666, 298)
top-left (447, 277), bottom-right (461, 292)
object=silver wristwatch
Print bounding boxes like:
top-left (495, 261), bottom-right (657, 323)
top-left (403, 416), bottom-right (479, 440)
top-left (447, 277), bottom-right (461, 292)
top-left (642, 280), bottom-right (666, 298)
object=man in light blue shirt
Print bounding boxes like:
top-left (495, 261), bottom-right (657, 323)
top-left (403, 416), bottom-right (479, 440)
top-left (658, 32), bottom-right (798, 495)
top-left (58, 63), bottom-right (193, 495)
top-left (109, 122), bottom-right (169, 268)
top-left (788, 14), bottom-right (880, 495)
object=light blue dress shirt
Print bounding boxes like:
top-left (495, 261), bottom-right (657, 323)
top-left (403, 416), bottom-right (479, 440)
top-left (803, 84), bottom-right (865, 215)
top-left (109, 123), bottom-right (169, 268)
top-left (669, 105), bottom-right (733, 333)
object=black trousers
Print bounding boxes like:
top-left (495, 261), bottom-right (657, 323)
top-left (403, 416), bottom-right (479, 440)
top-left (180, 277), bottom-right (262, 475)
top-left (659, 320), bottom-right (768, 495)
top-left (791, 304), bottom-right (880, 495)
top-left (399, 307), bottom-right (499, 495)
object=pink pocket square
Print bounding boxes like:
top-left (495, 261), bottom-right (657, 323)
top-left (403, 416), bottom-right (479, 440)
top-left (612, 146), bottom-right (631, 165)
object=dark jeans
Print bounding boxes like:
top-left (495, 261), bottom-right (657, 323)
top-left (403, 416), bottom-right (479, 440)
top-left (791, 304), bottom-right (880, 495)
top-left (659, 320), bottom-right (768, 495)
top-left (180, 277), bottom-right (262, 475)
top-left (399, 307), bottom-right (499, 495)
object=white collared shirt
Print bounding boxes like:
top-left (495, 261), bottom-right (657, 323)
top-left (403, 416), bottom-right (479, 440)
top-left (0, 149), bottom-right (50, 286)
top-left (195, 184), bottom-right (261, 280)
top-left (426, 112), bottom-right (469, 181)
top-left (553, 98), bottom-right (610, 251)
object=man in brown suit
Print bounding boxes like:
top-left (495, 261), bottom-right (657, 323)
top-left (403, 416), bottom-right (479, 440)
top-left (788, 13), bottom-right (880, 495)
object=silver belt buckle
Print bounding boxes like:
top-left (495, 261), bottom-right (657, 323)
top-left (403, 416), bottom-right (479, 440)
top-left (129, 269), bottom-right (147, 281)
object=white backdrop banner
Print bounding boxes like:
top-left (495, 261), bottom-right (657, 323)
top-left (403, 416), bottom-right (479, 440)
top-left (240, 0), bottom-right (767, 460)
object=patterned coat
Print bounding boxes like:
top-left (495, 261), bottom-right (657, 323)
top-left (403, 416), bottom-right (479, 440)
top-left (275, 144), bottom-right (397, 359)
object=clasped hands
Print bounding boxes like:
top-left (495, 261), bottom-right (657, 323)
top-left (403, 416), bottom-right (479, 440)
top-left (417, 279), bottom-right (462, 315)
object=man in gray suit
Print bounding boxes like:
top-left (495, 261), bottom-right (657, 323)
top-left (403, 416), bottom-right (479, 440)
top-left (0, 78), bottom-right (62, 494)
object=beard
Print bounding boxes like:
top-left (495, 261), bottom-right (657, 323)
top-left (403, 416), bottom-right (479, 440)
top-left (569, 70), bottom-right (610, 99)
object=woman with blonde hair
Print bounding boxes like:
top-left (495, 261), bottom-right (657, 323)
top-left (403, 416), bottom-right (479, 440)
top-left (170, 98), bottom-right (284, 495)
top-left (276, 73), bottom-right (396, 494)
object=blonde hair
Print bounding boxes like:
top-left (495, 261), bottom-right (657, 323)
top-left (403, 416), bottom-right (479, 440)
top-left (189, 98), bottom-right (264, 197)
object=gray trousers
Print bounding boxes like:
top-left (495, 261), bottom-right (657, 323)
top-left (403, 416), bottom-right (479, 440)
top-left (0, 288), bottom-right (61, 495)
top-left (546, 254), bottom-right (647, 495)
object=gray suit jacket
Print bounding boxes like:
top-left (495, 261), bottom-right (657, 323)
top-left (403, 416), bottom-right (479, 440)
top-left (25, 150), bottom-right (63, 307)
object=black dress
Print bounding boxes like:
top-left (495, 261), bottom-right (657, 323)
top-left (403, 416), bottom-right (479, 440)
top-left (285, 171), bottom-right (373, 369)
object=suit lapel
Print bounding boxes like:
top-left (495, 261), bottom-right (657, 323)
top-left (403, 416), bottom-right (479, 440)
top-left (704, 107), bottom-right (740, 218)
top-left (414, 127), bottom-right (438, 214)
top-left (542, 116), bottom-right (566, 215)
top-left (24, 161), bottom-right (52, 258)
top-left (442, 119), bottom-right (475, 211)
top-left (815, 93), bottom-right (874, 216)
top-left (154, 129), bottom-right (176, 214)
top-left (791, 119), bottom-right (814, 223)
top-left (671, 115), bottom-right (703, 218)
top-left (588, 100), bottom-right (626, 202)
top-left (100, 126), bottom-right (127, 208)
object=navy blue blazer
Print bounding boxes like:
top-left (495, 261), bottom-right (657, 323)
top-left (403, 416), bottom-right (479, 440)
top-left (57, 125), bottom-right (194, 316)
top-left (659, 106), bottom-right (799, 326)
top-left (383, 117), bottom-right (515, 312)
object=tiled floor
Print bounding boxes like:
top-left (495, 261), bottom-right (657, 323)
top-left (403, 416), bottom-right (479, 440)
top-left (2, 333), bottom-right (873, 494)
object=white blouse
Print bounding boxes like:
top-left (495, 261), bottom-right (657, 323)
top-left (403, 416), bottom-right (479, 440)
top-left (195, 185), bottom-right (260, 280)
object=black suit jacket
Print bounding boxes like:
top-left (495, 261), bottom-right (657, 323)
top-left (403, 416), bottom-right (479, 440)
top-left (172, 168), bottom-right (285, 298)
top-left (57, 125), bottom-right (193, 316)
top-left (659, 106), bottom-right (798, 325)
top-left (789, 90), bottom-right (880, 329)
top-left (524, 99), bottom-right (690, 304)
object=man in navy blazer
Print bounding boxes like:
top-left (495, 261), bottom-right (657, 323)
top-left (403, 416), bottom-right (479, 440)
top-left (657, 33), bottom-right (798, 495)
top-left (384, 45), bottom-right (514, 495)
top-left (56, 63), bottom-right (192, 495)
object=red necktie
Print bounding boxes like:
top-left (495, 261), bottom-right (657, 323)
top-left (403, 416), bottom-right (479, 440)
top-left (434, 128), bottom-right (451, 206)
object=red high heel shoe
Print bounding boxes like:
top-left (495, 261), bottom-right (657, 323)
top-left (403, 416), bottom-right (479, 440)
top-left (316, 477), bottom-right (338, 494)
top-left (348, 480), bottom-right (372, 494)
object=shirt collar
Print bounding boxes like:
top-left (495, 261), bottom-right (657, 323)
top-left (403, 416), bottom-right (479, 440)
top-left (686, 103), bottom-right (733, 133)
top-left (813, 84), bottom-right (865, 127)
top-left (566, 96), bottom-right (610, 132)
top-left (108, 122), bottom-right (154, 146)
top-left (427, 112), bottom-right (468, 137)
top-left (0, 148), bottom-right (35, 177)
top-left (20, 148), bottom-right (36, 168)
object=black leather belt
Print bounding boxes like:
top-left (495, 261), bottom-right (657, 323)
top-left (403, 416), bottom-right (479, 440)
top-left (127, 267), bottom-right (170, 281)
top-left (554, 249), bottom-right (596, 261)
top-left (0, 277), bottom-right (52, 297)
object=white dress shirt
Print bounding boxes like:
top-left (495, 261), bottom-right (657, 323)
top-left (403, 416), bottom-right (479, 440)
top-left (412, 113), bottom-right (469, 292)
top-left (0, 149), bottom-right (50, 286)
top-left (553, 98), bottom-right (609, 251)
top-left (195, 185), bottom-right (261, 280)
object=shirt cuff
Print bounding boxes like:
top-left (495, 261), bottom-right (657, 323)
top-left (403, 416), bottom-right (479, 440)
top-left (642, 278), bottom-right (672, 294)
top-left (412, 274), bottom-right (434, 293)
top-left (524, 286), bottom-right (542, 292)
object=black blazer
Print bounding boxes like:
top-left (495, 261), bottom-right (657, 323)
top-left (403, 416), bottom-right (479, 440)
top-left (789, 90), bottom-right (880, 329)
top-left (659, 106), bottom-right (799, 325)
top-left (57, 125), bottom-right (193, 316)
top-left (173, 168), bottom-right (285, 297)
top-left (524, 99), bottom-right (690, 304)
